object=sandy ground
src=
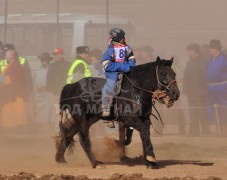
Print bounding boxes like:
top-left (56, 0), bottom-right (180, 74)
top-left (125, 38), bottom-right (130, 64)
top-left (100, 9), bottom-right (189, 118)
top-left (0, 125), bottom-right (227, 180)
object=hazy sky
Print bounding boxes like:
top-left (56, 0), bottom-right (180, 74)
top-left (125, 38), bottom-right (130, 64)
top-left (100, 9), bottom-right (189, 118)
top-left (0, 0), bottom-right (227, 59)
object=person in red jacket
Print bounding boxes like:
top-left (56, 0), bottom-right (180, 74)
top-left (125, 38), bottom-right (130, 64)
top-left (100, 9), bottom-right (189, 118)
top-left (0, 50), bottom-right (28, 128)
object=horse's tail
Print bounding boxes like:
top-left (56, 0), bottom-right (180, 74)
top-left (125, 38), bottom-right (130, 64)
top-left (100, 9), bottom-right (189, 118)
top-left (56, 84), bottom-right (77, 154)
top-left (55, 109), bottom-right (76, 154)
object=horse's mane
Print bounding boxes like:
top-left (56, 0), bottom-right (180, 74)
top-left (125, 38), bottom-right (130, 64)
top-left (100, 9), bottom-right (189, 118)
top-left (131, 59), bottom-right (172, 74)
top-left (131, 61), bottom-right (157, 73)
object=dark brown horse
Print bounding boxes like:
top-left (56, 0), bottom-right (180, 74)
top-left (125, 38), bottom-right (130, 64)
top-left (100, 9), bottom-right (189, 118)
top-left (55, 57), bottom-right (180, 169)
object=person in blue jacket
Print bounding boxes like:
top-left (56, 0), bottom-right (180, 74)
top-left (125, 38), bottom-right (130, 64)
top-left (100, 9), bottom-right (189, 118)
top-left (207, 39), bottom-right (227, 136)
top-left (101, 28), bottom-right (136, 123)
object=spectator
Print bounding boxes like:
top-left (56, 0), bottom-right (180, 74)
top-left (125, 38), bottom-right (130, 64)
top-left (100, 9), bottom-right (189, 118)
top-left (90, 48), bottom-right (104, 77)
top-left (46, 48), bottom-right (70, 96)
top-left (67, 46), bottom-right (91, 84)
top-left (4, 43), bottom-right (33, 99)
top-left (33, 52), bottom-right (53, 131)
top-left (0, 50), bottom-right (28, 129)
top-left (183, 43), bottom-right (210, 136)
top-left (207, 40), bottom-right (227, 136)
top-left (3, 43), bottom-right (33, 128)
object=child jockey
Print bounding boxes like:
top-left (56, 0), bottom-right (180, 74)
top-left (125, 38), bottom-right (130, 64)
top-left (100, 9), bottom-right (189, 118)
top-left (101, 28), bottom-right (136, 127)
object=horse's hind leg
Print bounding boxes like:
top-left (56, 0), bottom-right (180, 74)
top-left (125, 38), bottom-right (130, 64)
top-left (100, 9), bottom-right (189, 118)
top-left (119, 122), bottom-right (133, 161)
top-left (55, 121), bottom-right (67, 163)
top-left (125, 126), bottom-right (133, 146)
top-left (55, 121), bottom-right (78, 163)
top-left (119, 122), bottom-right (126, 160)
top-left (78, 128), bottom-right (102, 168)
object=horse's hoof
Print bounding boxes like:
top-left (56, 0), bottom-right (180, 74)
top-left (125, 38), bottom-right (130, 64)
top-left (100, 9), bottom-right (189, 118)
top-left (92, 160), bottom-right (104, 168)
top-left (55, 156), bottom-right (67, 164)
top-left (56, 159), bottom-right (67, 164)
top-left (146, 161), bottom-right (159, 169)
top-left (96, 163), bottom-right (106, 169)
top-left (120, 156), bottom-right (130, 162)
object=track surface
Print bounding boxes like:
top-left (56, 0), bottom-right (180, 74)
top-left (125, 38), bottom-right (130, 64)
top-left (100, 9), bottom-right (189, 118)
top-left (0, 128), bottom-right (226, 179)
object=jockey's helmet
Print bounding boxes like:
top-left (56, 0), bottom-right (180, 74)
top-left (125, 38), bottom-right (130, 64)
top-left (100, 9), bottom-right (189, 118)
top-left (109, 28), bottom-right (125, 42)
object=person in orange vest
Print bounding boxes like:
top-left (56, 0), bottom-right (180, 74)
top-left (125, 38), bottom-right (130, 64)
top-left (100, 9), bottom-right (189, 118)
top-left (0, 50), bottom-right (28, 128)
top-left (3, 43), bottom-right (33, 99)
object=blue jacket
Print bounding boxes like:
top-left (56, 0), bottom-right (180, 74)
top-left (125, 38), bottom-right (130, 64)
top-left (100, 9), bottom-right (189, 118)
top-left (101, 43), bottom-right (136, 81)
top-left (207, 54), bottom-right (227, 83)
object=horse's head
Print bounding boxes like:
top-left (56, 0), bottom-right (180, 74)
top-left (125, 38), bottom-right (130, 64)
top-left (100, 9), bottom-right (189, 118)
top-left (153, 56), bottom-right (180, 107)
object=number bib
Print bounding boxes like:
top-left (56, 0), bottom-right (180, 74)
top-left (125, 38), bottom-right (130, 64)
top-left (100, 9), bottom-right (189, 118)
top-left (113, 45), bottom-right (129, 63)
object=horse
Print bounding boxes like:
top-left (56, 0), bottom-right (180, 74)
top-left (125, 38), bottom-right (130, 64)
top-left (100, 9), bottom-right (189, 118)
top-left (55, 56), bottom-right (180, 169)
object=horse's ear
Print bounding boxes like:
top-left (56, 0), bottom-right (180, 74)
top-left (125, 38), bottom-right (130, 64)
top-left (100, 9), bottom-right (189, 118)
top-left (156, 56), bottom-right (161, 63)
top-left (170, 57), bottom-right (174, 65)
top-left (170, 57), bottom-right (174, 63)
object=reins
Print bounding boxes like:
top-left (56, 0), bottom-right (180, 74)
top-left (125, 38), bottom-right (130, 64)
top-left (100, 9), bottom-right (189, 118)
top-left (124, 66), bottom-right (176, 96)
top-left (123, 65), bottom-right (176, 131)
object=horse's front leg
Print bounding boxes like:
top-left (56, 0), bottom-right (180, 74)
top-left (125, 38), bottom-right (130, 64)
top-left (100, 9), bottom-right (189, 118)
top-left (129, 120), bottom-right (159, 169)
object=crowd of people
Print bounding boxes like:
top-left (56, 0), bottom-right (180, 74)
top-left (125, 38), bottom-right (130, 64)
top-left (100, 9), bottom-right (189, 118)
top-left (0, 37), bottom-right (227, 137)
top-left (183, 39), bottom-right (227, 137)
top-left (132, 40), bottom-right (227, 137)
top-left (0, 41), bottom-right (104, 133)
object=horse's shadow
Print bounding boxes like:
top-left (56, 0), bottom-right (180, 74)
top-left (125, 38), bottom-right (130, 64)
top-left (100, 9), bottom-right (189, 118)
top-left (103, 156), bottom-right (214, 168)
top-left (157, 160), bottom-right (214, 168)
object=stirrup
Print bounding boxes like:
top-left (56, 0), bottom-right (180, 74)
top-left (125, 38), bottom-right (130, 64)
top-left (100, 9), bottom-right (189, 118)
top-left (102, 109), bottom-right (110, 117)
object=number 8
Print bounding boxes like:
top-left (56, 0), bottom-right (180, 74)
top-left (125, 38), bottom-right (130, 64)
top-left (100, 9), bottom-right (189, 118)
top-left (119, 49), bottom-right (124, 58)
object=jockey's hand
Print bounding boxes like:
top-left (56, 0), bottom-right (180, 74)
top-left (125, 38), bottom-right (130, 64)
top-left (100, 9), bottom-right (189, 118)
top-left (128, 59), bottom-right (136, 67)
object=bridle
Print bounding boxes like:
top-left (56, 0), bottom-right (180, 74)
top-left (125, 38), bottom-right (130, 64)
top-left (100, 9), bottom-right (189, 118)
top-left (123, 66), bottom-right (177, 101)
top-left (123, 65), bottom-right (177, 131)
top-left (155, 66), bottom-right (176, 96)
